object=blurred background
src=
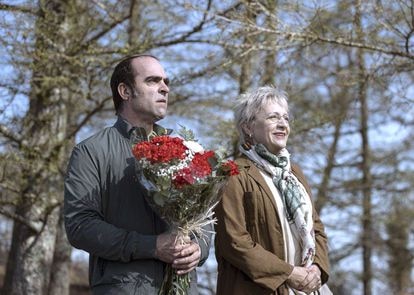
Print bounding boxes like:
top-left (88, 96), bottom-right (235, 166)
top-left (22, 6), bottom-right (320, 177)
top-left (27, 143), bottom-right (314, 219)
top-left (0, 0), bottom-right (413, 294)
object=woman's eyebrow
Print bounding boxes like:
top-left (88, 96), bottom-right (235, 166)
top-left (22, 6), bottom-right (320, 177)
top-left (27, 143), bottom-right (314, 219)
top-left (265, 112), bottom-right (288, 116)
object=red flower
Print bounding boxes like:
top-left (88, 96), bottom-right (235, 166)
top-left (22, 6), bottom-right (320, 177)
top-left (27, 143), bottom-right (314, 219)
top-left (221, 160), bottom-right (239, 176)
top-left (173, 167), bottom-right (195, 188)
top-left (189, 151), bottom-right (215, 178)
top-left (172, 151), bottom-right (216, 188)
top-left (133, 136), bottom-right (187, 163)
top-left (132, 134), bottom-right (238, 191)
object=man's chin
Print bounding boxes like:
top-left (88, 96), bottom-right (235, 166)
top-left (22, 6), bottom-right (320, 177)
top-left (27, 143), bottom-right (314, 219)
top-left (154, 113), bottom-right (167, 122)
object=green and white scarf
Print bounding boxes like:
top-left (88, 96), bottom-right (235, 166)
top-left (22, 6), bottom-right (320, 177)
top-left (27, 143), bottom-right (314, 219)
top-left (240, 143), bottom-right (316, 267)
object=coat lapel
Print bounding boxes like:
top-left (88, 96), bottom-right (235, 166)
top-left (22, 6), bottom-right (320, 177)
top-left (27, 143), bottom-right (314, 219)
top-left (238, 157), bottom-right (279, 214)
top-left (237, 157), bottom-right (314, 222)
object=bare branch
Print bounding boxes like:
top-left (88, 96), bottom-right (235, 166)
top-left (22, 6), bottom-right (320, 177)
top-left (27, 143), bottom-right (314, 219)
top-left (0, 207), bottom-right (40, 234)
top-left (81, 16), bottom-right (130, 52)
top-left (0, 3), bottom-right (36, 15)
top-left (0, 83), bottom-right (30, 97)
top-left (66, 96), bottom-right (112, 140)
top-left (216, 15), bottom-right (414, 60)
top-left (154, 0), bottom-right (213, 48)
top-left (0, 181), bottom-right (20, 194)
top-left (0, 124), bottom-right (22, 145)
top-left (329, 242), bottom-right (360, 264)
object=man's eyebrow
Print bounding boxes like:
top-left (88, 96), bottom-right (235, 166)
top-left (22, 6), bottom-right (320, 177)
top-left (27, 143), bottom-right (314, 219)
top-left (144, 76), bottom-right (170, 85)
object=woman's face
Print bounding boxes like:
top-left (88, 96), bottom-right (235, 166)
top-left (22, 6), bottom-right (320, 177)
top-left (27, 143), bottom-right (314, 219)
top-left (247, 100), bottom-right (290, 155)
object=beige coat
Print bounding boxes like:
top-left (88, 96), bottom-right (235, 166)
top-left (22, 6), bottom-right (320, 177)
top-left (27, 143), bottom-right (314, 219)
top-left (215, 157), bottom-right (330, 295)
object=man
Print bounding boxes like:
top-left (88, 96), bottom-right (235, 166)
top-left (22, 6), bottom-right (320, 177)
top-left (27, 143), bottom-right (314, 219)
top-left (64, 54), bottom-right (210, 294)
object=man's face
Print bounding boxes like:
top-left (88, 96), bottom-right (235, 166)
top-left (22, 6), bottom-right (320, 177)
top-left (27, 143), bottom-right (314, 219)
top-left (127, 57), bottom-right (170, 123)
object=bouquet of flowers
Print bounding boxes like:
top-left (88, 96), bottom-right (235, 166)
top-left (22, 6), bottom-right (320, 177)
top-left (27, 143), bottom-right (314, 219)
top-left (132, 128), bottom-right (238, 295)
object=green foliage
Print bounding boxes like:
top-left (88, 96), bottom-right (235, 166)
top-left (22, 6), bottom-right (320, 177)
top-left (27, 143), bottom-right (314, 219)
top-left (177, 125), bottom-right (197, 141)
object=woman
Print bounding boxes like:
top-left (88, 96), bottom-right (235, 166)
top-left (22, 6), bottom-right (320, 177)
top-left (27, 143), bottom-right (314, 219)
top-left (215, 86), bottom-right (331, 295)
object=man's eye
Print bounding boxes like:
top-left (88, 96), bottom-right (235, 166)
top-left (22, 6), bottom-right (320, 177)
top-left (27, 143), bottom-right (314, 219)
top-left (146, 77), bottom-right (161, 84)
top-left (146, 77), bottom-right (169, 85)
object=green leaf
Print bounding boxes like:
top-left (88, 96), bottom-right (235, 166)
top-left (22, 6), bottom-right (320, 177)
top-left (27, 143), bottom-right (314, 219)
top-left (158, 176), bottom-right (172, 191)
top-left (153, 192), bottom-right (166, 206)
top-left (177, 125), bottom-right (196, 141)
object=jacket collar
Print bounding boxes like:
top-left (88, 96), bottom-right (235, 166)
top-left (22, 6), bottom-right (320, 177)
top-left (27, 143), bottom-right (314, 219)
top-left (114, 116), bottom-right (173, 141)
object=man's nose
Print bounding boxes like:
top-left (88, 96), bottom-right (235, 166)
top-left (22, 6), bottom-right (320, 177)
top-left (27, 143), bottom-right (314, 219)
top-left (160, 80), bottom-right (169, 94)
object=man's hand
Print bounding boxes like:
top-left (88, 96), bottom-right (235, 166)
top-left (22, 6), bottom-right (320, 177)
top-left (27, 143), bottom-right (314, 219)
top-left (155, 232), bottom-right (184, 263)
top-left (172, 241), bottom-right (201, 275)
top-left (155, 233), bottom-right (201, 274)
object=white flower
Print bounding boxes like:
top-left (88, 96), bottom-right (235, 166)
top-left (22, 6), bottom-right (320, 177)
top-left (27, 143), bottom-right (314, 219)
top-left (183, 140), bottom-right (204, 154)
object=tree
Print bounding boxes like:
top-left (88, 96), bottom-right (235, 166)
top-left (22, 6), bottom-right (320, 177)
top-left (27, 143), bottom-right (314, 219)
top-left (215, 0), bottom-right (414, 293)
top-left (1, 0), bottom-right (413, 294)
top-left (0, 1), bottom-right (238, 293)
top-left (352, 1), bottom-right (374, 294)
top-left (2, 1), bottom-right (76, 293)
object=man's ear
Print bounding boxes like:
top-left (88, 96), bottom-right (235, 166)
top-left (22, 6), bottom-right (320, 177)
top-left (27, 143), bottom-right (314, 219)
top-left (117, 83), bottom-right (131, 101)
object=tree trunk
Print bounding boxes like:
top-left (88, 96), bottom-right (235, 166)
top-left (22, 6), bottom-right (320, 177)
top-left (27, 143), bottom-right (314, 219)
top-left (2, 1), bottom-right (71, 294)
top-left (128, 0), bottom-right (143, 47)
top-left (3, 205), bottom-right (60, 294)
top-left (260, 0), bottom-right (277, 86)
top-left (48, 207), bottom-right (72, 295)
top-left (386, 198), bottom-right (412, 295)
top-left (355, 1), bottom-right (372, 294)
top-left (238, 1), bottom-right (256, 94)
top-left (315, 88), bottom-right (349, 214)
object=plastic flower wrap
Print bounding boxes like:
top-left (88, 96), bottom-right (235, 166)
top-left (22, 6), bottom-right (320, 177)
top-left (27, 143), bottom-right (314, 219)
top-left (132, 128), bottom-right (238, 295)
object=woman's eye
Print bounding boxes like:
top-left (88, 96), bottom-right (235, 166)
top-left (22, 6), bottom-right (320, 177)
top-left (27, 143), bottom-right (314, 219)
top-left (266, 114), bottom-right (289, 123)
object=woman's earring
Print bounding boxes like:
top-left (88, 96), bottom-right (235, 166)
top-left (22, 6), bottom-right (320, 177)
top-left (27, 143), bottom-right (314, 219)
top-left (242, 133), bottom-right (253, 150)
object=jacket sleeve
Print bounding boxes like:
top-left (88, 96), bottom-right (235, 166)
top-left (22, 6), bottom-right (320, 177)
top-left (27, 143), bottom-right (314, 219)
top-left (292, 164), bottom-right (330, 284)
top-left (64, 145), bottom-right (157, 262)
top-left (312, 205), bottom-right (330, 284)
top-left (195, 222), bottom-right (213, 266)
top-left (215, 172), bottom-right (294, 291)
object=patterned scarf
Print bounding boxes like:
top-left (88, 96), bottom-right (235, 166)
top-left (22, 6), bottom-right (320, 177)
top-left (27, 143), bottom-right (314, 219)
top-left (240, 143), bottom-right (316, 266)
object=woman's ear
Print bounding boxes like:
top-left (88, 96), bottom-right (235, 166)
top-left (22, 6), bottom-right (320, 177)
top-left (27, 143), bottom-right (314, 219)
top-left (242, 123), bottom-right (251, 138)
top-left (117, 83), bottom-right (131, 101)
top-left (242, 123), bottom-right (254, 145)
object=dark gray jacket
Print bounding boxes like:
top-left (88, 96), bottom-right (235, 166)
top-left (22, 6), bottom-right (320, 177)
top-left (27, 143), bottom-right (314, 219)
top-left (64, 116), bottom-right (211, 295)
